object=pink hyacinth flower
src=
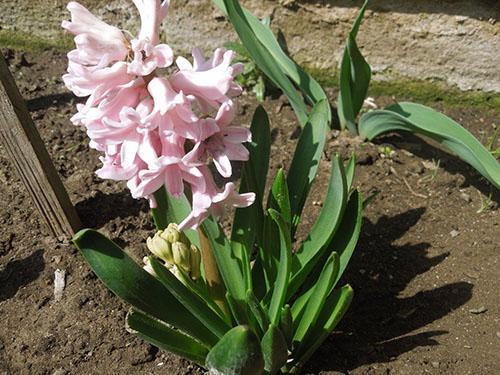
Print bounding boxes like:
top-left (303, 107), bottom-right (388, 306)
top-left (171, 48), bottom-right (241, 110)
top-left (148, 78), bottom-right (219, 141)
top-left (131, 135), bottom-right (205, 199)
top-left (62, 1), bottom-right (128, 67)
top-left (178, 180), bottom-right (255, 230)
top-left (183, 100), bottom-right (251, 178)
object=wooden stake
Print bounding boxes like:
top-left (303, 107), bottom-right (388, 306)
top-left (0, 53), bottom-right (81, 238)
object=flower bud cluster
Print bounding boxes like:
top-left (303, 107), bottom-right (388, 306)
top-left (146, 223), bottom-right (201, 281)
top-left (62, 1), bottom-right (255, 229)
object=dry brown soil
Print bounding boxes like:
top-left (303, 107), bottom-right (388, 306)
top-left (0, 48), bottom-right (499, 375)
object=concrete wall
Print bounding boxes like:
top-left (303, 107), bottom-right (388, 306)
top-left (1, 0), bottom-right (499, 92)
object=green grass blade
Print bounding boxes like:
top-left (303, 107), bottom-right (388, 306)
top-left (287, 155), bottom-right (348, 300)
top-left (220, 0), bottom-right (309, 125)
top-left (126, 309), bottom-right (209, 366)
top-left (359, 102), bottom-right (500, 189)
top-left (287, 99), bottom-right (330, 229)
top-left (292, 252), bottom-right (340, 344)
top-left (149, 257), bottom-right (231, 338)
top-left (337, 0), bottom-right (371, 133)
top-left (73, 229), bottom-right (218, 346)
top-left (267, 209), bottom-right (292, 326)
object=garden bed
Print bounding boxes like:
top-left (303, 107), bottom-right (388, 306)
top-left (0, 48), bottom-right (498, 374)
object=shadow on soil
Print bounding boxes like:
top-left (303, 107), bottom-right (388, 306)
top-left (304, 207), bottom-right (473, 373)
top-left (299, 0), bottom-right (499, 19)
top-left (26, 92), bottom-right (74, 111)
top-left (0, 250), bottom-right (45, 302)
top-left (75, 190), bottom-right (150, 229)
top-left (374, 133), bottom-right (500, 204)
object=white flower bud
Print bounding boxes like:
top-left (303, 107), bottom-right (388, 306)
top-left (172, 242), bottom-right (191, 273)
top-left (146, 231), bottom-right (174, 264)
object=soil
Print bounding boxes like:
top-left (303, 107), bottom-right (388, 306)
top-left (0, 47), bottom-right (499, 375)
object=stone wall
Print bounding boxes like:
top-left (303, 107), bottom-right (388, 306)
top-left (1, 0), bottom-right (499, 92)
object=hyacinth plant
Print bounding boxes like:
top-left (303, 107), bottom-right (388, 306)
top-left (64, 0), bottom-right (360, 373)
top-left (63, 0), bottom-right (499, 374)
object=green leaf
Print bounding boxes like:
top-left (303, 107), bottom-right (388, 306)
top-left (290, 190), bottom-right (362, 321)
top-left (293, 252), bottom-right (340, 344)
top-left (332, 189), bottom-right (363, 287)
top-left (246, 290), bottom-right (270, 335)
top-left (287, 99), bottom-right (330, 229)
top-left (149, 257), bottom-right (230, 339)
top-left (345, 153), bottom-right (357, 190)
top-left (269, 169), bottom-right (292, 226)
top-left (359, 102), bottom-right (500, 189)
top-left (126, 309), bottom-right (209, 366)
top-left (337, 0), bottom-right (371, 133)
top-left (202, 217), bottom-right (246, 301)
top-left (152, 187), bottom-right (169, 230)
top-left (279, 305), bottom-right (293, 350)
top-left (291, 285), bottom-right (354, 370)
top-left (212, 0), bottom-right (330, 121)
top-left (206, 325), bottom-right (265, 375)
top-left (219, 0), bottom-right (309, 125)
top-left (287, 155), bottom-right (348, 300)
top-left (232, 106), bottom-right (271, 288)
top-left (72, 229), bottom-right (218, 346)
top-left (261, 324), bottom-right (289, 374)
top-left (267, 209), bottom-right (292, 326)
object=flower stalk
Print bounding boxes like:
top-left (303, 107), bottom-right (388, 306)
top-left (198, 227), bottom-right (230, 317)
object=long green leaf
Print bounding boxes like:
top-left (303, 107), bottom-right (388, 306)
top-left (345, 153), bottom-right (357, 190)
top-left (149, 257), bottom-right (230, 338)
top-left (267, 209), bottom-right (292, 325)
top-left (287, 155), bottom-right (348, 300)
top-left (290, 189), bottom-right (362, 320)
top-left (72, 229), bottom-right (218, 346)
top-left (152, 187), bottom-right (169, 230)
top-left (337, 0), bottom-right (371, 133)
top-left (291, 285), bottom-right (354, 370)
top-left (333, 189), bottom-right (363, 287)
top-left (232, 106), bottom-right (271, 291)
top-left (246, 290), bottom-right (270, 335)
top-left (287, 99), bottom-right (330, 228)
top-left (126, 309), bottom-right (209, 366)
top-left (359, 102), bottom-right (500, 189)
top-left (293, 252), bottom-right (339, 344)
top-left (212, 0), bottom-right (329, 119)
top-left (220, 0), bottom-right (309, 125)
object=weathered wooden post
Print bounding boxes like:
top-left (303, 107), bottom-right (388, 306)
top-left (0, 52), bottom-right (81, 238)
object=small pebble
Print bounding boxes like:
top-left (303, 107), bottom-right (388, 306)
top-left (431, 361), bottom-right (440, 369)
top-left (450, 230), bottom-right (460, 238)
top-left (469, 306), bottom-right (487, 314)
top-left (460, 192), bottom-right (471, 203)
